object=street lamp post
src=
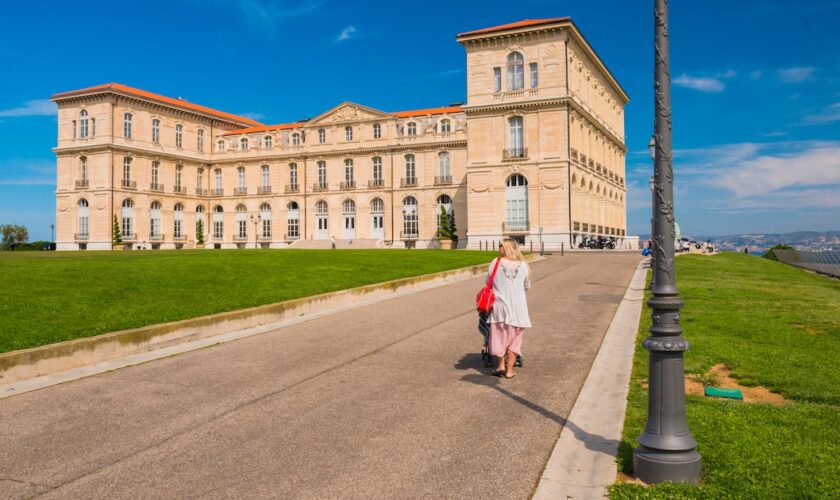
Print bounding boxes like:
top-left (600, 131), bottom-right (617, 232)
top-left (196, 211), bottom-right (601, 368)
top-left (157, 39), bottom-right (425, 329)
top-left (647, 136), bottom-right (656, 290)
top-left (50, 224), bottom-right (55, 243)
top-left (633, 0), bottom-right (701, 485)
top-left (250, 214), bottom-right (260, 249)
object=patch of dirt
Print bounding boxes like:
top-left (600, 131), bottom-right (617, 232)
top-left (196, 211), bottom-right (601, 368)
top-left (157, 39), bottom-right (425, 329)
top-left (687, 364), bottom-right (790, 406)
top-left (616, 472), bottom-right (646, 485)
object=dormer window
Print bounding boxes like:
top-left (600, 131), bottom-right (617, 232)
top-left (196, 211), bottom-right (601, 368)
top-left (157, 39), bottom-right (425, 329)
top-left (345, 126), bottom-right (353, 141)
top-left (217, 140), bottom-right (225, 152)
top-left (440, 119), bottom-right (451, 134)
top-left (240, 137), bottom-right (249, 151)
top-left (292, 132), bottom-right (301, 146)
top-left (264, 135), bottom-right (273, 149)
top-left (407, 122), bottom-right (417, 136)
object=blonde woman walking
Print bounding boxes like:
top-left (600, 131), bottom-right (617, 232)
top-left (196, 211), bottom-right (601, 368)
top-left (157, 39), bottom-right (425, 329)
top-left (487, 239), bottom-right (531, 378)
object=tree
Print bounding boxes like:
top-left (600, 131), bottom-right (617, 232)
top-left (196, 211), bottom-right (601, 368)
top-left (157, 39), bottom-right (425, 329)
top-left (112, 215), bottom-right (122, 245)
top-left (436, 206), bottom-right (453, 240)
top-left (196, 219), bottom-right (205, 244)
top-left (447, 209), bottom-right (458, 242)
top-left (1, 224), bottom-right (29, 250)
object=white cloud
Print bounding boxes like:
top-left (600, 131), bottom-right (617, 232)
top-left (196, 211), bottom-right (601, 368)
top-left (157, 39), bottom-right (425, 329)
top-left (0, 158), bottom-right (55, 186)
top-left (199, 0), bottom-right (323, 35)
top-left (750, 70), bottom-right (764, 79)
top-left (336, 25), bottom-right (358, 42)
top-left (803, 103), bottom-right (840, 124)
top-left (777, 66), bottom-right (815, 83)
top-left (0, 178), bottom-right (55, 186)
top-left (0, 99), bottom-right (56, 117)
top-left (673, 74), bottom-right (725, 92)
top-left (240, 112), bottom-right (266, 121)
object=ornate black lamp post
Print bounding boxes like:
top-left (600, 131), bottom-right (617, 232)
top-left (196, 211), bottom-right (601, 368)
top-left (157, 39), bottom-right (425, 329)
top-left (633, 0), bottom-right (701, 484)
top-left (647, 136), bottom-right (656, 290)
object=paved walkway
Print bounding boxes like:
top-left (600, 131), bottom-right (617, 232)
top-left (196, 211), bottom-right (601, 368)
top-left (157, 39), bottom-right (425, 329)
top-left (0, 253), bottom-right (641, 499)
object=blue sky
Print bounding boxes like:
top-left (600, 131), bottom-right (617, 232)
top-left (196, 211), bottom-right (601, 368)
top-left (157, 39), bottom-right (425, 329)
top-left (1, 0), bottom-right (838, 241)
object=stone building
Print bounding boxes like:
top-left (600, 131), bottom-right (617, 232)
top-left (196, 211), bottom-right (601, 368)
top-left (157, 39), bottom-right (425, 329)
top-left (52, 18), bottom-right (629, 251)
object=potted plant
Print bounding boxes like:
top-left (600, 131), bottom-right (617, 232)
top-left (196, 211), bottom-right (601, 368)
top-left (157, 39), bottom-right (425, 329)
top-left (436, 206), bottom-right (454, 250)
top-left (448, 208), bottom-right (459, 249)
top-left (111, 214), bottom-right (124, 250)
top-left (195, 219), bottom-right (205, 249)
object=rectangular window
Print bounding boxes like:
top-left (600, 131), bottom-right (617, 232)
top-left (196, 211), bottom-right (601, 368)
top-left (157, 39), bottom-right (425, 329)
top-left (289, 163), bottom-right (297, 187)
top-left (175, 125), bottom-right (183, 148)
top-left (372, 157), bottom-right (382, 182)
top-left (152, 119), bottom-right (160, 143)
top-left (345, 127), bottom-right (353, 141)
top-left (238, 168), bottom-right (245, 189)
top-left (91, 118), bottom-right (95, 137)
top-left (124, 113), bottom-right (132, 139)
top-left (509, 117), bottom-right (524, 153)
top-left (405, 155), bottom-right (415, 180)
top-left (72, 120), bottom-right (77, 139)
top-left (318, 161), bottom-right (326, 186)
top-left (123, 157), bottom-right (132, 182)
top-left (175, 165), bottom-right (182, 190)
top-left (151, 161), bottom-right (159, 186)
top-left (288, 217), bottom-right (299, 239)
top-left (373, 123), bottom-right (381, 139)
top-left (197, 130), bottom-right (204, 151)
top-left (344, 159), bottom-right (354, 182)
top-left (493, 67), bottom-right (502, 92)
top-left (214, 220), bottom-right (223, 239)
top-left (215, 169), bottom-right (222, 191)
top-left (81, 157), bottom-right (88, 181)
top-left (174, 219), bottom-right (182, 238)
top-left (238, 220), bottom-right (247, 239)
top-left (319, 128), bottom-right (326, 144)
top-left (262, 165), bottom-right (270, 188)
top-left (197, 168), bottom-right (204, 189)
top-left (262, 218), bottom-right (271, 239)
top-left (530, 63), bottom-right (538, 88)
top-left (264, 136), bottom-right (273, 149)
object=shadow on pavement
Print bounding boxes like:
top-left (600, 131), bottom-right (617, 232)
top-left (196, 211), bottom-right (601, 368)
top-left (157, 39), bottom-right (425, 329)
top-left (454, 353), bottom-right (620, 458)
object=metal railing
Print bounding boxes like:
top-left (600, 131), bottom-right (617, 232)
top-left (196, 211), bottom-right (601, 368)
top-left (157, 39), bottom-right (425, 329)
top-left (401, 177), bottom-right (417, 187)
top-left (211, 189), bottom-right (224, 196)
top-left (233, 235), bottom-right (248, 241)
top-left (400, 231), bottom-right (418, 239)
top-left (173, 234), bottom-right (186, 241)
top-left (340, 180), bottom-right (356, 190)
top-left (312, 183), bottom-right (329, 192)
top-left (434, 175), bottom-right (452, 185)
top-left (502, 221), bottom-right (529, 232)
top-left (285, 184), bottom-right (299, 193)
top-left (174, 186), bottom-right (187, 194)
top-left (368, 179), bottom-right (384, 188)
top-left (234, 187), bottom-right (248, 195)
top-left (121, 233), bottom-right (137, 241)
top-left (196, 188), bottom-right (208, 196)
top-left (257, 234), bottom-right (272, 241)
top-left (258, 186), bottom-right (272, 194)
top-left (503, 147), bottom-right (527, 160)
top-left (150, 234), bottom-right (164, 241)
top-left (773, 249), bottom-right (840, 278)
top-left (75, 179), bottom-right (89, 189)
top-left (121, 179), bottom-right (137, 189)
top-left (150, 183), bottom-right (164, 192)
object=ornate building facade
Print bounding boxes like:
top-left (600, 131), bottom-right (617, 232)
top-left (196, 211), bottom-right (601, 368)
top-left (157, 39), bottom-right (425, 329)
top-left (53, 18), bottom-right (629, 251)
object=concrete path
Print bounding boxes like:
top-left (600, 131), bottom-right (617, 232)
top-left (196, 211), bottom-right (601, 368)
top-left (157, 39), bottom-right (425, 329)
top-left (0, 253), bottom-right (641, 499)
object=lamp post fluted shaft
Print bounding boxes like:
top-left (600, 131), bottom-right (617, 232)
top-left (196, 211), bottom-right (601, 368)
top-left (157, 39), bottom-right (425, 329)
top-left (633, 0), bottom-right (701, 484)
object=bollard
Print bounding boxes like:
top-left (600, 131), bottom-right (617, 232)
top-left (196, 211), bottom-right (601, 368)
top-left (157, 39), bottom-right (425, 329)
top-left (540, 241), bottom-right (544, 256)
top-left (561, 242), bottom-right (564, 256)
top-left (530, 241), bottom-right (533, 253)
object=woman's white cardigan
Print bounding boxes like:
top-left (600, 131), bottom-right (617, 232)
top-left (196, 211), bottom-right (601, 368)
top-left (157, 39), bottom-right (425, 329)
top-left (486, 258), bottom-right (532, 328)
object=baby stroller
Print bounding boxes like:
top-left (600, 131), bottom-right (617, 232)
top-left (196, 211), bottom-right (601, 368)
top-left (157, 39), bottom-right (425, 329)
top-left (478, 311), bottom-right (522, 368)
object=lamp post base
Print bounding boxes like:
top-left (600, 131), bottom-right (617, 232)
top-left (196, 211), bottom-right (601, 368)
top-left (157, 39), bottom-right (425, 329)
top-left (633, 446), bottom-right (701, 485)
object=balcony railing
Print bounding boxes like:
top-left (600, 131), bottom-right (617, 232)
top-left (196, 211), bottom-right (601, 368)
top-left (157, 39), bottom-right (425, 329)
top-left (173, 234), bottom-right (186, 241)
top-left (212, 234), bottom-right (223, 241)
top-left (502, 221), bottom-right (529, 233)
top-left (234, 187), bottom-right (248, 195)
top-left (174, 186), bottom-right (187, 194)
top-left (434, 175), bottom-right (452, 185)
top-left (74, 233), bottom-right (89, 240)
top-left (196, 188), bottom-right (208, 196)
top-left (211, 189), bottom-right (224, 196)
top-left (400, 231), bottom-right (418, 239)
top-left (340, 180), bottom-right (356, 190)
top-left (150, 183), bottom-right (164, 192)
top-left (258, 186), bottom-right (272, 194)
top-left (121, 233), bottom-right (137, 241)
top-left (502, 147), bottom-right (528, 160)
top-left (121, 179), bottom-right (137, 189)
top-left (257, 234), bottom-right (272, 241)
top-left (312, 182), bottom-right (329, 192)
top-left (150, 234), bottom-right (164, 241)
top-left (75, 179), bottom-right (89, 189)
top-left (401, 177), bottom-right (418, 187)
top-left (233, 235), bottom-right (248, 241)
top-left (285, 184), bottom-right (299, 193)
top-left (368, 179), bottom-right (384, 188)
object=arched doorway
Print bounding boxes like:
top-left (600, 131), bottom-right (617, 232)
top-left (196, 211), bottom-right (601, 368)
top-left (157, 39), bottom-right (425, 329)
top-left (505, 174), bottom-right (529, 232)
top-left (342, 199), bottom-right (356, 240)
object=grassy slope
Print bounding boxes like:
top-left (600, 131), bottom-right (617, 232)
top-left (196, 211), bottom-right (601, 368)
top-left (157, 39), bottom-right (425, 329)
top-left (0, 249), bottom-right (494, 353)
top-left (612, 253), bottom-right (840, 498)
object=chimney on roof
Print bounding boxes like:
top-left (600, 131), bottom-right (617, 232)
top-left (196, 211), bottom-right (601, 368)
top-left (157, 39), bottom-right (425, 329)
top-left (448, 102), bottom-right (464, 107)
top-left (297, 118), bottom-right (310, 122)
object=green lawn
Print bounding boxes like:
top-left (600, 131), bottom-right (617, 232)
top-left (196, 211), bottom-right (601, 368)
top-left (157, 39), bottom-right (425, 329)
top-left (0, 249), bottom-right (495, 353)
top-left (612, 253), bottom-right (840, 498)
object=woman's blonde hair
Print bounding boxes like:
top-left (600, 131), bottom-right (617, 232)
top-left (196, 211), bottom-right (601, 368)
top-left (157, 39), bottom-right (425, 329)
top-left (500, 238), bottom-right (525, 262)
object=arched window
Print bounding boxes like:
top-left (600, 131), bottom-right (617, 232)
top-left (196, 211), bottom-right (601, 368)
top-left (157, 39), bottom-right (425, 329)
top-left (373, 123), bottom-right (381, 139)
top-left (151, 119), bottom-right (160, 143)
top-left (264, 135), bottom-right (273, 149)
top-left (505, 174), bottom-right (528, 232)
top-left (342, 199), bottom-right (356, 214)
top-left (438, 152), bottom-right (450, 180)
top-left (316, 200), bottom-right (328, 215)
top-left (150, 201), bottom-right (162, 238)
top-left (123, 113), bottom-right (133, 139)
top-left (217, 140), bottom-right (225, 152)
top-left (240, 137), bottom-right (249, 151)
top-left (291, 132), bottom-right (301, 146)
top-left (370, 197), bottom-right (384, 213)
top-left (213, 205), bottom-right (224, 240)
top-left (508, 116), bottom-right (524, 157)
top-left (571, 173), bottom-right (577, 186)
top-left (197, 129), bottom-right (205, 151)
top-left (440, 119), bottom-right (451, 134)
top-left (173, 203), bottom-right (184, 239)
top-left (121, 199), bottom-right (134, 237)
top-left (260, 203), bottom-right (272, 239)
top-left (79, 110), bottom-right (89, 138)
top-left (404, 154), bottom-right (416, 184)
top-left (287, 201), bottom-right (300, 239)
top-left (78, 199), bottom-right (89, 237)
top-left (407, 122), bottom-right (417, 136)
top-left (402, 196), bottom-right (418, 238)
top-left (371, 156), bottom-right (383, 185)
top-left (318, 128), bottom-right (326, 144)
top-left (345, 126), bottom-right (353, 141)
top-left (507, 51), bottom-right (525, 90)
top-left (175, 124), bottom-right (183, 148)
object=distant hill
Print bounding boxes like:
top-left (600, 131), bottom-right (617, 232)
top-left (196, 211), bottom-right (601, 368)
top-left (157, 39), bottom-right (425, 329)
top-left (690, 231), bottom-right (840, 252)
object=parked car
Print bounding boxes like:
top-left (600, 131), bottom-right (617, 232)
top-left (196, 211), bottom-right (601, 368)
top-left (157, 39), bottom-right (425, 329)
top-left (42, 242), bottom-right (56, 251)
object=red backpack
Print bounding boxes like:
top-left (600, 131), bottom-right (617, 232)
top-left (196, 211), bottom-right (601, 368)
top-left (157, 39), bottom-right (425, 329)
top-left (476, 258), bottom-right (501, 313)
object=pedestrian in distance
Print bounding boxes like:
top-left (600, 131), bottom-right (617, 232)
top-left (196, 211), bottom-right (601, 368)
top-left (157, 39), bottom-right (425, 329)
top-left (331, 236), bottom-right (336, 249)
top-left (487, 239), bottom-right (532, 379)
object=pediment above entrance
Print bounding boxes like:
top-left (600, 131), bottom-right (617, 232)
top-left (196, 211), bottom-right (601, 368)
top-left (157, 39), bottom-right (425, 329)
top-left (307, 102), bottom-right (392, 125)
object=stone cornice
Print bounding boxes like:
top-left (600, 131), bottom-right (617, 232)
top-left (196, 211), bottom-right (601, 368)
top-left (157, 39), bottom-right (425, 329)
top-left (54, 144), bottom-right (211, 166)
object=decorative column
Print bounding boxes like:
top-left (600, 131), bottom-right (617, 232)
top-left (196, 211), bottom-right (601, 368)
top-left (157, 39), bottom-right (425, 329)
top-left (633, 0), bottom-right (702, 484)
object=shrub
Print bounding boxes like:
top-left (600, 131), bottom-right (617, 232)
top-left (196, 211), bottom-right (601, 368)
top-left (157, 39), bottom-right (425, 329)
top-left (111, 215), bottom-right (122, 245)
top-left (763, 244), bottom-right (793, 261)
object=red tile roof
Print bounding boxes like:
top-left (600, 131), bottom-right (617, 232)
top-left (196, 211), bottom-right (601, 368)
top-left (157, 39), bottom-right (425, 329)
top-left (391, 106), bottom-right (462, 118)
top-left (222, 122), bottom-right (304, 136)
top-left (51, 83), bottom-right (263, 127)
top-left (457, 18), bottom-right (570, 38)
